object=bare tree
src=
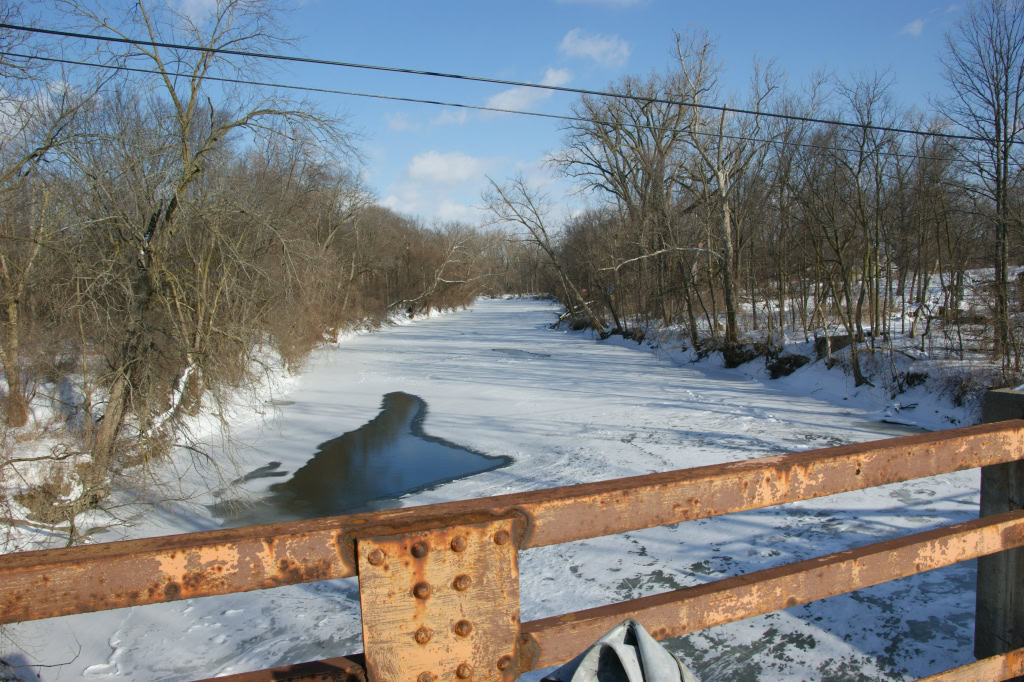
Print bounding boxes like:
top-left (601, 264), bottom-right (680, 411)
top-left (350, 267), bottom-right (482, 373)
top-left (552, 71), bottom-right (695, 331)
top-left (939, 0), bottom-right (1024, 368)
top-left (484, 175), bottom-right (605, 334)
top-left (671, 28), bottom-right (786, 350)
top-left (52, 0), bottom-right (355, 474)
top-left (0, 4), bottom-right (98, 427)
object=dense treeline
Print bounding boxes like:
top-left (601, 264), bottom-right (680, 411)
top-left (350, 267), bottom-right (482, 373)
top-left (487, 7), bottom-right (1024, 386)
top-left (0, 0), bottom-right (535, 537)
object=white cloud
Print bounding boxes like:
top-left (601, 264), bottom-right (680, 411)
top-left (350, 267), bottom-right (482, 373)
top-left (559, 28), bottom-right (630, 67)
top-left (407, 151), bottom-right (489, 185)
top-left (514, 155), bottom-right (560, 191)
top-left (901, 18), bottom-right (925, 37)
top-left (487, 87), bottom-right (539, 112)
top-left (380, 192), bottom-right (414, 215)
top-left (381, 150), bottom-right (500, 224)
top-left (542, 68), bottom-right (572, 87)
top-left (437, 199), bottom-right (477, 222)
top-left (177, 0), bottom-right (217, 20)
top-left (432, 109), bottom-right (469, 126)
top-left (485, 68), bottom-right (572, 113)
top-left (381, 183), bottom-right (488, 225)
top-left (386, 113), bottom-right (420, 132)
top-left (0, 81), bottom-right (72, 140)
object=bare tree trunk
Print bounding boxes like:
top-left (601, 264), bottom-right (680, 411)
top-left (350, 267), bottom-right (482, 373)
top-left (1, 299), bottom-right (27, 427)
top-left (341, 220), bottom-right (360, 315)
top-left (484, 176), bottom-right (604, 335)
top-left (678, 260), bottom-right (701, 349)
top-left (718, 179), bottom-right (741, 346)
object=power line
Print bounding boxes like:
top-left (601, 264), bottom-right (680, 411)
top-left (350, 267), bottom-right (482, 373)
top-left (1, 50), bottom-right (959, 164)
top-left (0, 21), bottom-right (994, 146)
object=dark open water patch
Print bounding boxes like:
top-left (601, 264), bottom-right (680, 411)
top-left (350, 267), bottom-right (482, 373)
top-left (211, 392), bottom-right (511, 526)
top-left (492, 348), bottom-right (551, 358)
top-left (227, 461), bottom-right (289, 485)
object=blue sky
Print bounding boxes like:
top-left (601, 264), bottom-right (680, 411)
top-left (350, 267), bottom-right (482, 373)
top-left (57, 1), bottom-right (969, 224)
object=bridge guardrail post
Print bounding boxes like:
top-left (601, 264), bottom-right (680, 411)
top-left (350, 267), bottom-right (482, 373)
top-left (356, 518), bottom-right (522, 682)
top-left (977, 388), bottom-right (1024, 667)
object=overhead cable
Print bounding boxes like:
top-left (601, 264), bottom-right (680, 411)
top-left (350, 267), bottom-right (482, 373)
top-left (1, 50), bottom-right (960, 163)
top-left (0, 21), bottom-right (998, 146)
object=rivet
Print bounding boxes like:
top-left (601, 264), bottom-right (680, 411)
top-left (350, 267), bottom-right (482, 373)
top-left (451, 536), bottom-right (467, 552)
top-left (497, 655), bottom-right (513, 671)
top-left (454, 619), bottom-right (473, 637)
top-left (456, 663), bottom-right (473, 679)
top-left (418, 673), bottom-right (434, 682)
top-left (413, 581), bottom-right (431, 599)
top-left (494, 530), bottom-right (510, 546)
top-left (453, 574), bottom-right (471, 591)
top-left (411, 541), bottom-right (429, 558)
top-left (367, 549), bottom-right (385, 566)
top-left (414, 626), bottom-right (432, 644)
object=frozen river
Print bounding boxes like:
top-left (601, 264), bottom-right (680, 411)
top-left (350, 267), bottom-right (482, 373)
top-left (6, 298), bottom-right (979, 681)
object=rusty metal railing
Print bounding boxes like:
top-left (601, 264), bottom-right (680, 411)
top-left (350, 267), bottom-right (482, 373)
top-left (3, 421), bottom-right (1024, 681)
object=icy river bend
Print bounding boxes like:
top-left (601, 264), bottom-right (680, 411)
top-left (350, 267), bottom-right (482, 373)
top-left (8, 298), bottom-right (978, 681)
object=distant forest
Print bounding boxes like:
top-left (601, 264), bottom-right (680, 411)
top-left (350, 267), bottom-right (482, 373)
top-left (1, 1), bottom-right (1022, 540)
top-left (486, 14), bottom-right (1024, 390)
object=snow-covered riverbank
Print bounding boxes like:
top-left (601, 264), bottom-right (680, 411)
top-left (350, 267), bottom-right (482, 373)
top-left (4, 298), bottom-right (983, 681)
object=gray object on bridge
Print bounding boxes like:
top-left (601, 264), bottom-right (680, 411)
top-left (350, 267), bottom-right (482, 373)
top-left (542, 618), bottom-right (700, 682)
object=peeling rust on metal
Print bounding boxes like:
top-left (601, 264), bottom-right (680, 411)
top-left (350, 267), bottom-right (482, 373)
top-left (335, 508), bottom-right (529, 579)
top-left (518, 509), bottom-right (1024, 672)
top-left (514, 633), bottom-right (539, 676)
top-left (357, 519), bottom-right (520, 682)
top-left (917, 646), bottom-right (1024, 680)
top-left (2, 421), bottom-right (1022, 636)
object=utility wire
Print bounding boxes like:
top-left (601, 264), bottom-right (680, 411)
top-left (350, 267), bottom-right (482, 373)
top-left (0, 21), bottom-right (997, 146)
top-left (2, 51), bottom-right (960, 164)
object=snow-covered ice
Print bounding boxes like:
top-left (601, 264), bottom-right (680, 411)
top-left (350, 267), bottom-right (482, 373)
top-left (3, 298), bottom-right (984, 681)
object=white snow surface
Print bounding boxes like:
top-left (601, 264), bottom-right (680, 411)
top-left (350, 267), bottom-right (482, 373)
top-left (3, 298), bottom-right (984, 681)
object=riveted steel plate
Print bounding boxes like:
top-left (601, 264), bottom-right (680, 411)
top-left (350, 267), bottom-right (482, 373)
top-left (357, 519), bottom-right (520, 682)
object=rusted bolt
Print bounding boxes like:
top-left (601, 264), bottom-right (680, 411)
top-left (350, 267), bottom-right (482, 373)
top-left (496, 655), bottom-right (513, 671)
top-left (453, 574), bottom-right (471, 591)
top-left (454, 619), bottom-right (473, 637)
top-left (414, 626), bottom-right (432, 644)
top-left (367, 549), bottom-right (385, 566)
top-left (411, 541), bottom-right (429, 558)
top-left (413, 581), bottom-right (431, 600)
top-left (451, 536), bottom-right (467, 552)
top-left (494, 529), bottom-right (510, 546)
top-left (417, 673), bottom-right (434, 682)
top-left (456, 663), bottom-right (473, 679)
